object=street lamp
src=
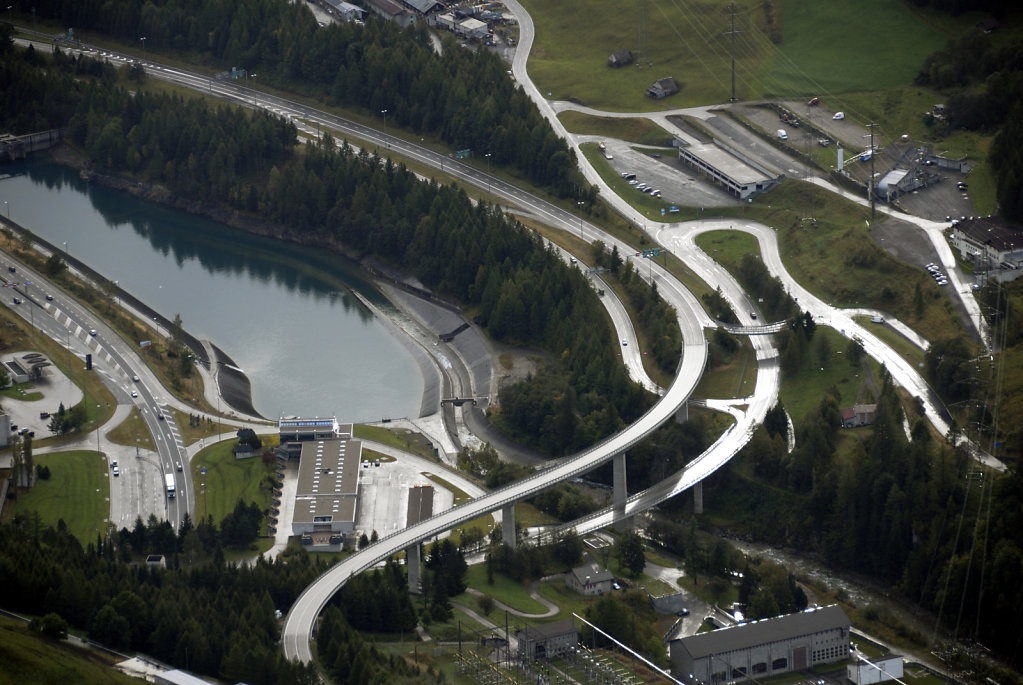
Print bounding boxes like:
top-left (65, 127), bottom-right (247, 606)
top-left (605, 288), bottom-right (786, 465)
top-left (140, 36), bottom-right (146, 63)
top-left (485, 153), bottom-right (492, 199)
top-left (576, 201), bottom-right (585, 241)
top-left (62, 241), bottom-right (68, 262)
top-left (3, 200), bottom-right (8, 219)
top-left (380, 108), bottom-right (388, 129)
top-left (249, 73), bottom-right (258, 106)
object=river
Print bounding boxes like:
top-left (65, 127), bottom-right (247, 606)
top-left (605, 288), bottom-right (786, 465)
top-left (0, 158), bottom-right (423, 422)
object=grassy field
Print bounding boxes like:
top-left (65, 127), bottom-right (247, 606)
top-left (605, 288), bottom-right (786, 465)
top-left (521, 0), bottom-right (949, 111)
top-left (354, 423), bottom-right (439, 460)
top-left (0, 615), bottom-right (139, 685)
top-left (778, 327), bottom-right (885, 423)
top-left (462, 565), bottom-right (548, 614)
top-left (694, 334), bottom-right (757, 399)
top-left (6, 451), bottom-right (109, 544)
top-left (191, 440), bottom-right (274, 525)
top-left (558, 111), bottom-right (672, 144)
top-left (105, 407), bottom-right (156, 452)
top-left (763, 0), bottom-right (946, 97)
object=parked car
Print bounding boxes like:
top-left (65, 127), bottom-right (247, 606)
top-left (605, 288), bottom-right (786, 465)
top-left (808, 97), bottom-right (819, 106)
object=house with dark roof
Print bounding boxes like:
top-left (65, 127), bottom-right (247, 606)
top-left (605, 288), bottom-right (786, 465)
top-left (402, 0), bottom-right (444, 16)
top-left (323, 0), bottom-right (366, 21)
top-left (647, 77), bottom-right (679, 99)
top-left (950, 216), bottom-right (1023, 274)
top-left (566, 561), bottom-right (614, 596)
top-left (669, 605), bottom-right (851, 683)
top-left (364, 0), bottom-right (415, 27)
top-left (608, 50), bottom-right (633, 67)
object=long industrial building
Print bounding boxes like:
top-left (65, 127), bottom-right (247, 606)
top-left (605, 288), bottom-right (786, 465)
top-left (669, 605), bottom-right (851, 683)
top-left (281, 418), bottom-right (363, 542)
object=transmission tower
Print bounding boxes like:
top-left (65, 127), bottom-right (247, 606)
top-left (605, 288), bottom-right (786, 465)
top-left (725, 3), bottom-right (741, 102)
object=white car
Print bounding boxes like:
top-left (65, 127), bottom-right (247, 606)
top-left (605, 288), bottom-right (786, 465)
top-left (131, 390), bottom-right (138, 398)
top-left (833, 111), bottom-right (845, 120)
top-left (112, 466), bottom-right (119, 477)
top-left (621, 339), bottom-right (628, 346)
top-left (89, 329), bottom-right (97, 336)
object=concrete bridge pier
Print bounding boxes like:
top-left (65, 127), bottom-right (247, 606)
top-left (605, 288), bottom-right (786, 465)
top-left (613, 452), bottom-right (630, 530)
top-left (406, 543), bottom-right (422, 594)
top-left (693, 481), bottom-right (704, 514)
top-left (502, 504), bottom-right (516, 549)
top-left (675, 400), bottom-right (688, 423)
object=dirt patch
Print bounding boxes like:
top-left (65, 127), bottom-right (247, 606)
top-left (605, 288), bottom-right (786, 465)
top-left (869, 216), bottom-right (939, 268)
top-left (492, 346), bottom-right (546, 399)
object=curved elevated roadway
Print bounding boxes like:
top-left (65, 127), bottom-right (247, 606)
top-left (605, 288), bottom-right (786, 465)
top-left (282, 302), bottom-right (709, 661)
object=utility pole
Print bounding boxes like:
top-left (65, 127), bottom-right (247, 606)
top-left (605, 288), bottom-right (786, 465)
top-left (725, 4), bottom-right (741, 102)
top-left (866, 123), bottom-right (877, 219)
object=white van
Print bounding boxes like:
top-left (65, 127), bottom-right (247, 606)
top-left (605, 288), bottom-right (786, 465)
top-left (833, 111), bottom-right (845, 120)
top-left (777, 129), bottom-right (788, 140)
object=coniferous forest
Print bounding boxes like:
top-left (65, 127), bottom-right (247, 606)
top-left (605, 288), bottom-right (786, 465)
top-left (27, 0), bottom-right (591, 201)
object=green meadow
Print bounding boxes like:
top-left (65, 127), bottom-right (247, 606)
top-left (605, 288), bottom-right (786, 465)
top-left (520, 0), bottom-right (949, 110)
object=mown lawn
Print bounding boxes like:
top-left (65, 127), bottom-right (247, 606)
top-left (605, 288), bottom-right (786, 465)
top-left (191, 439), bottom-right (274, 525)
top-left (462, 565), bottom-right (548, 614)
top-left (6, 450), bottom-right (108, 544)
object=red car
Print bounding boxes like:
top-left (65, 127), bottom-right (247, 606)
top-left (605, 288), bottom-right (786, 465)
top-left (808, 97), bottom-right (819, 106)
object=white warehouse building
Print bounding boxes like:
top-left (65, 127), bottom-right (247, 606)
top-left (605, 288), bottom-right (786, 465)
top-left (847, 655), bottom-right (904, 685)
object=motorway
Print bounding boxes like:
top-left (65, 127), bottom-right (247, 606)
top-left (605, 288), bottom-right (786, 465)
top-left (0, 253), bottom-right (194, 529)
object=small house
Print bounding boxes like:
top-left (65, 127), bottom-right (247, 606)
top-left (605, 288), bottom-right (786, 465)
top-left (647, 77), bottom-right (679, 99)
top-left (566, 561), bottom-right (614, 596)
top-left (608, 50), bottom-right (633, 68)
top-left (841, 404), bottom-right (876, 428)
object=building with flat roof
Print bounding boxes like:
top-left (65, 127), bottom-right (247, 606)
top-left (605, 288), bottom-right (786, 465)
top-left (292, 437), bottom-right (363, 538)
top-left (279, 417), bottom-right (347, 459)
top-left (676, 139), bottom-right (780, 200)
top-left (669, 605), bottom-right (851, 683)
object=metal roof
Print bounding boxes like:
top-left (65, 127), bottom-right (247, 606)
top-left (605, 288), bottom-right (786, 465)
top-left (675, 605), bottom-right (850, 659)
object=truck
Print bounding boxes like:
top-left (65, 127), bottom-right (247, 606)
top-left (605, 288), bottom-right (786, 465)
top-left (165, 473), bottom-right (176, 498)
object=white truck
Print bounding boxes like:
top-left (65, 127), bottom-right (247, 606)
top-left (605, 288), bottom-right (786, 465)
top-left (165, 473), bottom-right (176, 498)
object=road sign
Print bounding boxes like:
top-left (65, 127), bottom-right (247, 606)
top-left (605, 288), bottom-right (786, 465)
top-left (454, 149), bottom-right (472, 160)
top-left (641, 248), bottom-right (662, 258)
top-left (201, 467), bottom-right (207, 475)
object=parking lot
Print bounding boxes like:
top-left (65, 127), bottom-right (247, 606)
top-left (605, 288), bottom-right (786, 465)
top-left (603, 139), bottom-right (742, 210)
